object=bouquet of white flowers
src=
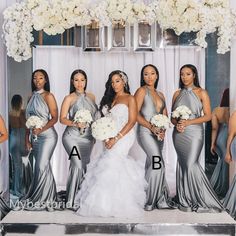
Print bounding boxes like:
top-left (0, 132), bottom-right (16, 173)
top-left (150, 114), bottom-right (170, 141)
top-left (91, 116), bottom-right (118, 141)
top-left (172, 105), bottom-right (192, 120)
top-left (26, 115), bottom-right (45, 141)
top-left (73, 109), bottom-right (93, 134)
top-left (150, 114), bottom-right (170, 130)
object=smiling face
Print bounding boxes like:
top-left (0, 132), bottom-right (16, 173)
top-left (111, 74), bottom-right (125, 94)
top-left (33, 71), bottom-right (47, 91)
top-left (180, 67), bottom-right (195, 88)
top-left (72, 73), bottom-right (86, 92)
top-left (143, 66), bottom-right (158, 87)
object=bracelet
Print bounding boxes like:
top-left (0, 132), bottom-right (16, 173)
top-left (118, 132), bottom-right (123, 138)
top-left (114, 136), bottom-right (119, 142)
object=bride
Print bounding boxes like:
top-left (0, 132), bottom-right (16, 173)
top-left (74, 70), bottom-right (147, 218)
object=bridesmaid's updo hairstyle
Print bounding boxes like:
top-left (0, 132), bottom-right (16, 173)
top-left (140, 64), bottom-right (159, 89)
top-left (31, 69), bottom-right (50, 92)
top-left (99, 70), bottom-right (130, 113)
top-left (70, 69), bottom-right (88, 93)
top-left (179, 64), bottom-right (201, 89)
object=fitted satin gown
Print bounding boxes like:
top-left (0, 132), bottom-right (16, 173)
top-left (62, 92), bottom-right (97, 208)
top-left (0, 148), bottom-right (11, 220)
top-left (137, 87), bottom-right (174, 210)
top-left (21, 91), bottom-right (58, 209)
top-left (9, 112), bottom-right (33, 197)
top-left (74, 104), bottom-right (147, 218)
top-left (223, 136), bottom-right (236, 219)
top-left (172, 87), bottom-right (223, 212)
top-left (210, 123), bottom-right (229, 198)
top-left (9, 127), bottom-right (24, 197)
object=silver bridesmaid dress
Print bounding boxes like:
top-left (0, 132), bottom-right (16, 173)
top-left (223, 136), bottom-right (236, 219)
top-left (9, 127), bottom-right (24, 197)
top-left (21, 91), bottom-right (58, 210)
top-left (0, 149), bottom-right (11, 219)
top-left (62, 92), bottom-right (97, 209)
top-left (210, 123), bottom-right (229, 198)
top-left (137, 87), bottom-right (174, 210)
top-left (172, 87), bottom-right (223, 212)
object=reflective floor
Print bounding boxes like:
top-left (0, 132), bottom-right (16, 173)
top-left (1, 209), bottom-right (235, 235)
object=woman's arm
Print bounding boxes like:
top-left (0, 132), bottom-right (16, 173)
top-left (210, 110), bottom-right (219, 155)
top-left (225, 111), bottom-right (236, 163)
top-left (60, 95), bottom-right (75, 126)
top-left (32, 93), bottom-right (58, 135)
top-left (0, 116), bottom-right (8, 143)
top-left (171, 90), bottom-right (181, 128)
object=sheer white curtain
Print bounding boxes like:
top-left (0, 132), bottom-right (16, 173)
top-left (33, 46), bottom-right (205, 195)
top-left (230, 0), bottom-right (236, 180)
top-left (0, 0), bottom-right (14, 200)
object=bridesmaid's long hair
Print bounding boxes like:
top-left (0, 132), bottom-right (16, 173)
top-left (31, 69), bottom-right (50, 92)
top-left (99, 70), bottom-right (130, 112)
top-left (140, 64), bottom-right (159, 89)
top-left (70, 69), bottom-right (87, 93)
top-left (179, 64), bottom-right (201, 89)
top-left (11, 94), bottom-right (23, 112)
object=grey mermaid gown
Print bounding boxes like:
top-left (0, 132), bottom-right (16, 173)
top-left (137, 87), bottom-right (174, 210)
top-left (210, 123), bottom-right (229, 198)
top-left (10, 124), bottom-right (32, 197)
top-left (62, 92), bottom-right (97, 208)
top-left (223, 136), bottom-right (236, 219)
top-left (21, 90), bottom-right (58, 210)
top-left (0, 149), bottom-right (11, 219)
top-left (172, 87), bottom-right (223, 212)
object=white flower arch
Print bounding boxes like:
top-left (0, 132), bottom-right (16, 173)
top-left (2, 0), bottom-right (236, 62)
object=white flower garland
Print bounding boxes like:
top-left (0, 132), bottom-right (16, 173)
top-left (2, 0), bottom-right (236, 62)
top-left (3, 2), bottom-right (34, 62)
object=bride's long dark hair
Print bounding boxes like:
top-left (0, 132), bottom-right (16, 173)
top-left (99, 70), bottom-right (130, 113)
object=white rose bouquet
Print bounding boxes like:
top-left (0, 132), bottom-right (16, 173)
top-left (26, 115), bottom-right (45, 141)
top-left (150, 114), bottom-right (170, 141)
top-left (73, 109), bottom-right (93, 134)
top-left (172, 105), bottom-right (192, 120)
top-left (91, 116), bottom-right (118, 141)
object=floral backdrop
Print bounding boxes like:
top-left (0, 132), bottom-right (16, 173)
top-left (2, 0), bottom-right (236, 62)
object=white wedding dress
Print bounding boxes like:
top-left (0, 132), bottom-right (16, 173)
top-left (74, 103), bottom-right (147, 218)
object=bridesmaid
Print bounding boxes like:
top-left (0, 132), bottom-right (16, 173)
top-left (210, 106), bottom-right (229, 198)
top-left (223, 110), bottom-right (236, 220)
top-left (21, 69), bottom-right (59, 211)
top-left (172, 64), bottom-right (223, 212)
top-left (9, 94), bottom-right (31, 197)
top-left (134, 64), bottom-right (174, 210)
top-left (0, 115), bottom-right (11, 219)
top-left (60, 69), bottom-right (97, 209)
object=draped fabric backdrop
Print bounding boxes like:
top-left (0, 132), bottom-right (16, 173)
top-left (0, 0), bottom-right (11, 202)
top-left (33, 46), bottom-right (205, 195)
top-left (230, 0), bottom-right (236, 181)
